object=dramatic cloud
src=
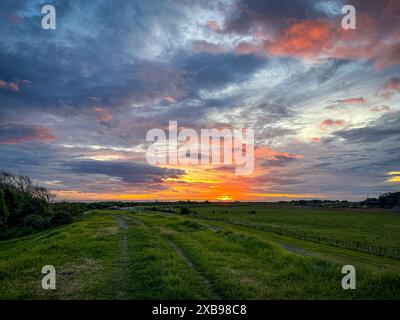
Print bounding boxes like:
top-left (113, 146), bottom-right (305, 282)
top-left (64, 160), bottom-right (185, 184)
top-left (225, 0), bottom-right (400, 69)
top-left (0, 0), bottom-right (399, 200)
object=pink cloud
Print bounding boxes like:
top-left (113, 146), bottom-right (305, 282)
top-left (207, 20), bottom-right (219, 31)
top-left (0, 79), bottom-right (20, 92)
top-left (0, 79), bottom-right (31, 92)
top-left (335, 97), bottom-right (367, 104)
top-left (164, 96), bottom-right (176, 103)
top-left (321, 119), bottom-right (345, 127)
top-left (377, 77), bottom-right (400, 99)
top-left (309, 137), bottom-right (321, 142)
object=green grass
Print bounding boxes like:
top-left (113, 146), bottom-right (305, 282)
top-left (191, 205), bottom-right (400, 255)
top-left (135, 213), bottom-right (400, 299)
top-left (0, 207), bottom-right (400, 299)
top-left (0, 213), bottom-right (120, 299)
top-left (124, 218), bottom-right (213, 299)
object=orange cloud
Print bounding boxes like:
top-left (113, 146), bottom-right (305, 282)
top-left (267, 20), bottom-right (333, 59)
top-left (93, 107), bottom-right (112, 122)
top-left (229, 3), bottom-right (400, 70)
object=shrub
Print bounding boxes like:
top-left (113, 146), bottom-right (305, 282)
top-left (180, 207), bottom-right (190, 215)
top-left (23, 214), bottom-right (50, 230)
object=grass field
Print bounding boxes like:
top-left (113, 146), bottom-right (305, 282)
top-left (0, 206), bottom-right (400, 299)
top-left (192, 205), bottom-right (400, 253)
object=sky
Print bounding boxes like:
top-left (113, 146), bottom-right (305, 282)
top-left (0, 0), bottom-right (399, 202)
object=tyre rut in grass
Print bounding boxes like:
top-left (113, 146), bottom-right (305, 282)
top-left (166, 237), bottom-right (221, 300)
top-left (115, 217), bottom-right (130, 299)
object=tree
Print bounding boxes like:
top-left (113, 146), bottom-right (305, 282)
top-left (378, 192), bottom-right (400, 208)
top-left (0, 189), bottom-right (9, 227)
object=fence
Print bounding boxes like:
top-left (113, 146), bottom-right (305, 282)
top-left (198, 217), bottom-right (400, 260)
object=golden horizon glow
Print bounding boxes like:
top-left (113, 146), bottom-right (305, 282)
top-left (387, 176), bottom-right (400, 183)
top-left (54, 189), bottom-right (323, 202)
top-left (52, 151), bottom-right (322, 201)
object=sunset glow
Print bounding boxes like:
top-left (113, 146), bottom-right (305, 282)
top-left (1, 0), bottom-right (400, 201)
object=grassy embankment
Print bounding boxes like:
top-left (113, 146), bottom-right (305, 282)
top-left (0, 207), bottom-right (399, 299)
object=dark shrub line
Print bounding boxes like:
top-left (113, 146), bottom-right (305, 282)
top-left (0, 172), bottom-right (87, 239)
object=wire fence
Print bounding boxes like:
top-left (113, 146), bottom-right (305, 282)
top-left (198, 216), bottom-right (400, 260)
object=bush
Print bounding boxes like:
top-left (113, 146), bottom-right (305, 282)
top-left (180, 207), bottom-right (190, 215)
top-left (0, 189), bottom-right (9, 229)
top-left (51, 202), bottom-right (87, 216)
top-left (51, 210), bottom-right (73, 226)
top-left (23, 214), bottom-right (50, 230)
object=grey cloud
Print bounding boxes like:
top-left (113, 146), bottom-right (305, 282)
top-left (334, 114), bottom-right (400, 143)
top-left (63, 160), bottom-right (184, 184)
